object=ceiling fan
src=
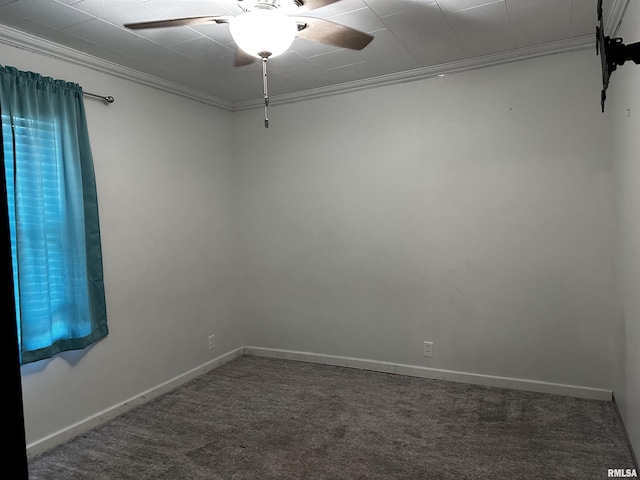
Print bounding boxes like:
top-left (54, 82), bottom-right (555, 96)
top-left (124, 0), bottom-right (375, 127)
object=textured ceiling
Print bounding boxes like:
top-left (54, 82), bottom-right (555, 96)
top-left (0, 0), bottom-right (623, 109)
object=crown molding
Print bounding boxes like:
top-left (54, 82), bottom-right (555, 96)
top-left (0, 25), bottom-right (233, 111)
top-left (606, 0), bottom-right (630, 36)
top-left (232, 35), bottom-right (596, 111)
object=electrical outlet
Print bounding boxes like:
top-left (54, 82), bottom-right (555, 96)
top-left (208, 334), bottom-right (215, 350)
top-left (423, 341), bottom-right (434, 358)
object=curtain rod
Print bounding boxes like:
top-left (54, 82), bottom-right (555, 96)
top-left (83, 91), bottom-right (114, 104)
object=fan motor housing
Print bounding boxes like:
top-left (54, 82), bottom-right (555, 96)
top-left (238, 0), bottom-right (302, 11)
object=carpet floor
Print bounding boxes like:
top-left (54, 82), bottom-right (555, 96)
top-left (28, 355), bottom-right (635, 479)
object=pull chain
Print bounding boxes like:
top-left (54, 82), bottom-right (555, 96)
top-left (262, 57), bottom-right (269, 129)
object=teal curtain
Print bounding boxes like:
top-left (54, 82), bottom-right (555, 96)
top-left (0, 65), bottom-right (108, 365)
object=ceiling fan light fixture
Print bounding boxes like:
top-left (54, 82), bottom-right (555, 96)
top-left (229, 8), bottom-right (298, 58)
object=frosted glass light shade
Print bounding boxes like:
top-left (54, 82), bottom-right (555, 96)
top-left (229, 9), bottom-right (297, 59)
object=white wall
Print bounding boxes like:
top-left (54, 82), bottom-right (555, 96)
top-left (5, 33), bottom-right (628, 453)
top-left (235, 49), bottom-right (616, 390)
top-left (0, 43), bottom-right (244, 446)
top-left (612, 0), bottom-right (640, 459)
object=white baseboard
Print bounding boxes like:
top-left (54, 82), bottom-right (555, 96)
top-left (27, 344), bottom-right (613, 457)
top-left (244, 346), bottom-right (613, 402)
top-left (26, 346), bottom-right (245, 458)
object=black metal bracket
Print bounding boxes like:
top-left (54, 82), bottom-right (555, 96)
top-left (596, 0), bottom-right (640, 112)
top-left (597, 34), bottom-right (640, 112)
top-left (601, 35), bottom-right (640, 76)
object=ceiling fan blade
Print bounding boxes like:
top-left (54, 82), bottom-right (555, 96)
top-left (293, 17), bottom-right (374, 50)
top-left (234, 48), bottom-right (257, 67)
top-left (296, 0), bottom-right (343, 12)
top-left (124, 16), bottom-right (231, 30)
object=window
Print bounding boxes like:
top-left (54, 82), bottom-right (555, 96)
top-left (1, 65), bottom-right (108, 364)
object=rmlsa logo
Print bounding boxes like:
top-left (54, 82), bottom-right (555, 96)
top-left (608, 469), bottom-right (638, 478)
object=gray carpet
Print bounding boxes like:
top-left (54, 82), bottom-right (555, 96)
top-left (28, 355), bottom-right (635, 479)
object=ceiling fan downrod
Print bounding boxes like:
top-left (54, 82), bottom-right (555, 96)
top-left (262, 56), bottom-right (270, 128)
